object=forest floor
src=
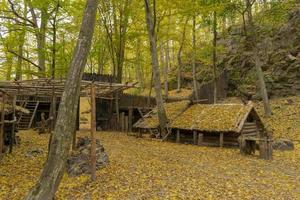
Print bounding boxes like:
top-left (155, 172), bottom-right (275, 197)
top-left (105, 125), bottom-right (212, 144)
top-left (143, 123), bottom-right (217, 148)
top-left (0, 96), bottom-right (300, 200)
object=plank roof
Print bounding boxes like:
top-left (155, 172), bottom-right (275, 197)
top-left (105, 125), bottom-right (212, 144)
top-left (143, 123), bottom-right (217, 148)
top-left (171, 102), bottom-right (256, 133)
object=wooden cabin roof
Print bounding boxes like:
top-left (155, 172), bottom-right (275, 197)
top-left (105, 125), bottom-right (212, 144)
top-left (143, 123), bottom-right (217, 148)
top-left (134, 100), bottom-right (191, 129)
top-left (171, 102), bottom-right (257, 133)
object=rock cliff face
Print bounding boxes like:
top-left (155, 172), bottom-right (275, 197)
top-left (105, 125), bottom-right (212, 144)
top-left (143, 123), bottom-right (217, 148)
top-left (219, 9), bottom-right (300, 97)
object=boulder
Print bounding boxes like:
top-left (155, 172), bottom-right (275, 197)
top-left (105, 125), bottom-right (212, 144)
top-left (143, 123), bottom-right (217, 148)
top-left (67, 137), bottom-right (109, 176)
top-left (273, 139), bottom-right (294, 151)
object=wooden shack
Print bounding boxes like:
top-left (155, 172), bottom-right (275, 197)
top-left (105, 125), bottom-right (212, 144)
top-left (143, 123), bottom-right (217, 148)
top-left (170, 102), bottom-right (272, 159)
top-left (0, 78), bottom-right (136, 133)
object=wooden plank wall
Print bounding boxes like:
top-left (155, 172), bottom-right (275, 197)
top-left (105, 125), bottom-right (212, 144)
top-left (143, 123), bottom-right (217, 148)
top-left (194, 71), bottom-right (228, 103)
top-left (82, 73), bottom-right (117, 83)
top-left (119, 93), bottom-right (156, 109)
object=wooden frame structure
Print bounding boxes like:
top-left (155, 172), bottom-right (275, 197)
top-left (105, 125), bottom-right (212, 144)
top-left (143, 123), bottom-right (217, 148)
top-left (0, 79), bottom-right (136, 161)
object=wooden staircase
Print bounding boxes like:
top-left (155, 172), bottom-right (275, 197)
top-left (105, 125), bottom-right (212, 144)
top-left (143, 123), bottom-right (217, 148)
top-left (18, 101), bottom-right (39, 130)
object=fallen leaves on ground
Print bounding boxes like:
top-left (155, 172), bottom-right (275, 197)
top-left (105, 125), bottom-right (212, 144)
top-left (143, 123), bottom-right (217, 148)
top-left (168, 89), bottom-right (193, 99)
top-left (255, 96), bottom-right (300, 141)
top-left (0, 130), bottom-right (299, 200)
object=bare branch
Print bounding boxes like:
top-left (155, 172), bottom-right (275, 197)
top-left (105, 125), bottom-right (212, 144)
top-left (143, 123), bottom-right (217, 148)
top-left (7, 49), bottom-right (41, 70)
top-left (7, 0), bottom-right (36, 27)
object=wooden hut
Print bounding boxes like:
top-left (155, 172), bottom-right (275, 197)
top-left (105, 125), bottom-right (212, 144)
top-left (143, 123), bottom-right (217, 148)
top-left (170, 102), bottom-right (272, 159)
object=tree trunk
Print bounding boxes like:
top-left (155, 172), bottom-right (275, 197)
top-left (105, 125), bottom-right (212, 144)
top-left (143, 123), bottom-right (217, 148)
top-left (135, 38), bottom-right (144, 89)
top-left (36, 9), bottom-right (48, 77)
top-left (5, 53), bottom-right (13, 81)
top-left (212, 11), bottom-right (218, 104)
top-left (177, 18), bottom-right (188, 91)
top-left (25, 0), bottom-right (99, 199)
top-left (254, 53), bottom-right (272, 117)
top-left (192, 15), bottom-right (199, 100)
top-left (144, 0), bottom-right (168, 136)
top-left (16, 32), bottom-right (25, 80)
top-left (245, 0), bottom-right (253, 26)
top-left (51, 3), bottom-right (59, 79)
top-left (164, 41), bottom-right (169, 98)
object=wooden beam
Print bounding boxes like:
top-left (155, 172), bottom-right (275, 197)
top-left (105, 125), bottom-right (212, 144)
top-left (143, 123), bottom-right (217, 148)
top-left (9, 95), bottom-right (16, 153)
top-left (0, 95), bottom-right (5, 157)
top-left (176, 129), bottom-right (180, 143)
top-left (115, 92), bottom-right (119, 131)
top-left (128, 108), bottom-right (133, 132)
top-left (90, 83), bottom-right (97, 181)
top-left (220, 133), bottom-right (224, 147)
top-left (197, 133), bottom-right (203, 145)
top-left (193, 130), bottom-right (197, 145)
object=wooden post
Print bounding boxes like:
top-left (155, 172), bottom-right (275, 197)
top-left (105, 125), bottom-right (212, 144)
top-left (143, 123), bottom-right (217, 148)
top-left (0, 94), bottom-right (5, 157)
top-left (176, 129), bottom-right (180, 143)
top-left (9, 95), bottom-right (16, 153)
top-left (115, 92), bottom-right (119, 131)
top-left (128, 108), bottom-right (133, 132)
top-left (50, 87), bottom-right (57, 132)
top-left (125, 116), bottom-right (128, 132)
top-left (120, 112), bottom-right (125, 132)
top-left (220, 132), bottom-right (224, 147)
top-left (197, 133), bottom-right (203, 145)
top-left (193, 130), bottom-right (197, 145)
top-left (90, 83), bottom-right (96, 181)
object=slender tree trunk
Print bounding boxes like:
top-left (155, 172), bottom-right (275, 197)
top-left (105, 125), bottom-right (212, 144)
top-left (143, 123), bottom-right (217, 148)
top-left (36, 9), bottom-right (48, 77)
top-left (51, 3), bottom-right (59, 79)
top-left (192, 15), bottom-right (199, 100)
top-left (144, 0), bottom-right (168, 136)
top-left (245, 0), bottom-right (254, 26)
top-left (25, 1), bottom-right (99, 199)
top-left (16, 32), bottom-right (25, 80)
top-left (254, 53), bottom-right (272, 117)
top-left (164, 41), bottom-right (169, 98)
top-left (5, 53), bottom-right (13, 81)
top-left (213, 11), bottom-right (218, 104)
top-left (177, 18), bottom-right (188, 91)
top-left (135, 38), bottom-right (144, 89)
top-left (16, 3), bottom-right (27, 80)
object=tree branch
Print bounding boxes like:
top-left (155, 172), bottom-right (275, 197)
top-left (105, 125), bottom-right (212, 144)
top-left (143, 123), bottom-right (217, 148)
top-left (7, 49), bottom-right (41, 70)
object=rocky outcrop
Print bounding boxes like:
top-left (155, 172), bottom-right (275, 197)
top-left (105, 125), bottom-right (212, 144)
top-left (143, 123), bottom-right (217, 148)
top-left (66, 137), bottom-right (109, 177)
top-left (219, 9), bottom-right (300, 97)
top-left (273, 139), bottom-right (294, 151)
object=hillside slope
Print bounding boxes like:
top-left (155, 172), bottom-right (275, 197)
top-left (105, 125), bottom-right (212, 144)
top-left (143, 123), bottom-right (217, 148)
top-left (219, 8), bottom-right (300, 97)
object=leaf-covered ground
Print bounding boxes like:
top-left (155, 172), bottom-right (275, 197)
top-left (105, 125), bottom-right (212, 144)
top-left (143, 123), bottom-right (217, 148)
top-left (0, 130), bottom-right (299, 200)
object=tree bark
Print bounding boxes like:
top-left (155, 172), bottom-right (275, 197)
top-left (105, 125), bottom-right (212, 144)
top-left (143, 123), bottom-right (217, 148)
top-left (25, 0), bottom-right (99, 199)
top-left (90, 84), bottom-right (96, 181)
top-left (177, 18), bottom-right (188, 91)
top-left (192, 15), bottom-right (199, 100)
top-left (212, 10), bottom-right (218, 104)
top-left (135, 38), bottom-right (144, 89)
top-left (164, 41), bottom-right (169, 98)
top-left (254, 53), bottom-right (272, 117)
top-left (144, 0), bottom-right (168, 136)
top-left (5, 53), bottom-right (13, 81)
